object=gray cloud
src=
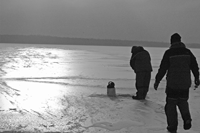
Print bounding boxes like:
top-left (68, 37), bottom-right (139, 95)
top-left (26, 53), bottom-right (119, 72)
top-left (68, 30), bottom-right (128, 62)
top-left (1, 0), bottom-right (200, 43)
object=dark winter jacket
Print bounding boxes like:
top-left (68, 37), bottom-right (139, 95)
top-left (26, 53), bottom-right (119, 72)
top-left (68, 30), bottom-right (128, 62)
top-left (130, 46), bottom-right (152, 73)
top-left (155, 42), bottom-right (199, 98)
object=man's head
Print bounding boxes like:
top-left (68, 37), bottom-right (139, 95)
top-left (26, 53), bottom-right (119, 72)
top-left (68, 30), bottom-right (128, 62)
top-left (171, 33), bottom-right (181, 44)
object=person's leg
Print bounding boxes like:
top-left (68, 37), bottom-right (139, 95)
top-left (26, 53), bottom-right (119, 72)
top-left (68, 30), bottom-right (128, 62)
top-left (177, 98), bottom-right (192, 130)
top-left (165, 97), bottom-right (178, 132)
top-left (134, 72), bottom-right (146, 99)
top-left (143, 72), bottom-right (151, 98)
top-left (135, 88), bottom-right (145, 99)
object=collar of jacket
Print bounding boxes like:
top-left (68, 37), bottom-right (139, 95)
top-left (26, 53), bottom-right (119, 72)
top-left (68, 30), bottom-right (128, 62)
top-left (170, 42), bottom-right (186, 49)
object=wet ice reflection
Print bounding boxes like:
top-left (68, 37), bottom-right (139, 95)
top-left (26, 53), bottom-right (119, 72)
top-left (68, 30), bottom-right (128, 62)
top-left (0, 47), bottom-right (83, 113)
top-left (2, 47), bottom-right (78, 78)
top-left (2, 81), bottom-right (70, 113)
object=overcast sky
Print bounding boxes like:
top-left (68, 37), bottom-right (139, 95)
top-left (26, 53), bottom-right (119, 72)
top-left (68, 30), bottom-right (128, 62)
top-left (1, 0), bottom-right (200, 43)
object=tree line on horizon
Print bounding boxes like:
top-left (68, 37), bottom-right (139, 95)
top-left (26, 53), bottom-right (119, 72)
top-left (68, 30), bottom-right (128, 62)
top-left (0, 34), bottom-right (199, 48)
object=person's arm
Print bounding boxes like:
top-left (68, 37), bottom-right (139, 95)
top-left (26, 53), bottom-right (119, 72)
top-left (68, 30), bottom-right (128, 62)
top-left (155, 51), bottom-right (170, 84)
top-left (189, 51), bottom-right (200, 87)
top-left (130, 54), bottom-right (135, 70)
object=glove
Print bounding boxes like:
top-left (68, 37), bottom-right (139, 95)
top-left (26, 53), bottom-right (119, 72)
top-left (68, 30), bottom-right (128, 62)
top-left (195, 79), bottom-right (200, 88)
top-left (154, 82), bottom-right (159, 90)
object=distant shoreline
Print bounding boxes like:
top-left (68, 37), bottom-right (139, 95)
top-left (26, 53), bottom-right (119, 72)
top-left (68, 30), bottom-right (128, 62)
top-left (0, 42), bottom-right (169, 48)
top-left (1, 35), bottom-right (200, 48)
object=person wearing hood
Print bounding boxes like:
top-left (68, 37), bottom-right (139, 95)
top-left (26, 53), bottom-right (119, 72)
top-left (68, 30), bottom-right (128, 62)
top-left (154, 33), bottom-right (200, 133)
top-left (130, 46), bottom-right (152, 100)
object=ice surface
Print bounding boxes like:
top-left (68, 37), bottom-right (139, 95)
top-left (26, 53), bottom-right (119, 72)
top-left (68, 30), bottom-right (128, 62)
top-left (0, 43), bottom-right (199, 133)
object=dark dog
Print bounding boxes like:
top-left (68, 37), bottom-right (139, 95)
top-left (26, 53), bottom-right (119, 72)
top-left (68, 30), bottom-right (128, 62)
top-left (107, 81), bottom-right (116, 97)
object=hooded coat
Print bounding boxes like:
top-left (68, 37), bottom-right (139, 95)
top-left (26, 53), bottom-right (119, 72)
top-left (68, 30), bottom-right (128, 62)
top-left (130, 46), bottom-right (152, 73)
top-left (155, 42), bottom-right (199, 98)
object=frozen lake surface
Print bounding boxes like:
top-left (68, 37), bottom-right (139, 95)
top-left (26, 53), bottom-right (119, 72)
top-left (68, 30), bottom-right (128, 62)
top-left (0, 43), bottom-right (200, 133)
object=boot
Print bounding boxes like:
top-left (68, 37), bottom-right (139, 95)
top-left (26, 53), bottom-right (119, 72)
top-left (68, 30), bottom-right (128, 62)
top-left (184, 119), bottom-right (192, 130)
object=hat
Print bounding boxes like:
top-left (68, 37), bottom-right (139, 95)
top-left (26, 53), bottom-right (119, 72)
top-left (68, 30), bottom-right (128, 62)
top-left (171, 33), bottom-right (181, 44)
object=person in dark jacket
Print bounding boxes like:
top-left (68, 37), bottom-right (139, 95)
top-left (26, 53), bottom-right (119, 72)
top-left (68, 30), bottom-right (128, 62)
top-left (130, 46), bottom-right (152, 100)
top-left (154, 33), bottom-right (200, 133)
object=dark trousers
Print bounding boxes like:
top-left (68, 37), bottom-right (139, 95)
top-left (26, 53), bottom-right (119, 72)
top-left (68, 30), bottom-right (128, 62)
top-left (165, 97), bottom-right (192, 131)
top-left (135, 71), bottom-right (151, 99)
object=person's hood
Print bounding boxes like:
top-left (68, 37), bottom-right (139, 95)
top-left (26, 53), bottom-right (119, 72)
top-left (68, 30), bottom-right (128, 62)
top-left (131, 46), bottom-right (144, 54)
top-left (170, 42), bottom-right (186, 49)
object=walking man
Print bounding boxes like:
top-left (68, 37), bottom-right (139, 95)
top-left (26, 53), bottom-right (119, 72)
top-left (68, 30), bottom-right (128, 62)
top-left (154, 33), bottom-right (200, 133)
top-left (130, 46), bottom-right (152, 100)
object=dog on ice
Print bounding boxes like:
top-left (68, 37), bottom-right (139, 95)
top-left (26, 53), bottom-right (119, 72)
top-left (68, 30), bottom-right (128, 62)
top-left (107, 81), bottom-right (116, 97)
